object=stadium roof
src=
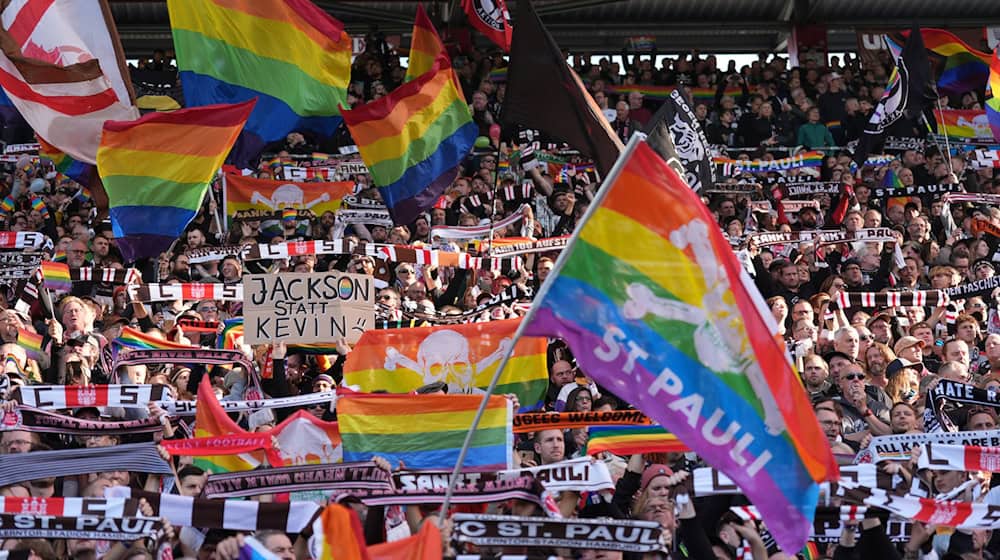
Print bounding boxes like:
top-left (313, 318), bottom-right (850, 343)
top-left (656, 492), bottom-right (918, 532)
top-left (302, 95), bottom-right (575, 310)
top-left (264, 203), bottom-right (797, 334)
top-left (110, 0), bottom-right (1000, 56)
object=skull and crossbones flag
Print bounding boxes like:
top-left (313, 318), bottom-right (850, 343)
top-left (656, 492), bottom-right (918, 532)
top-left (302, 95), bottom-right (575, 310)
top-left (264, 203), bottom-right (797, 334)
top-left (223, 173), bottom-right (355, 225)
top-left (644, 89), bottom-right (714, 192)
top-left (342, 317), bottom-right (547, 412)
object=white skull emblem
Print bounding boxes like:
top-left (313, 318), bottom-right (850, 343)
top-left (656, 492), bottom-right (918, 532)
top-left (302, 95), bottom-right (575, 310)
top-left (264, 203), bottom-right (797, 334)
top-left (249, 184), bottom-right (331, 211)
top-left (384, 329), bottom-right (513, 393)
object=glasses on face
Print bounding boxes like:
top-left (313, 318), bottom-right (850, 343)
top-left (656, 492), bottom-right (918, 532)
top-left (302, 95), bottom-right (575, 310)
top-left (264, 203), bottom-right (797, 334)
top-left (378, 295), bottom-right (394, 301)
top-left (859, 335), bottom-right (874, 342)
top-left (199, 306), bottom-right (217, 313)
top-left (843, 373), bottom-right (865, 381)
top-left (397, 268), bottom-right (414, 274)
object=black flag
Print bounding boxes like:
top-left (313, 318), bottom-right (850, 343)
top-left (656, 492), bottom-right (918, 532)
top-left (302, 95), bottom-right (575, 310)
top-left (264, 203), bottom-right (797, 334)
top-left (853, 24), bottom-right (937, 166)
top-left (644, 89), bottom-right (714, 191)
top-left (501, 0), bottom-right (623, 176)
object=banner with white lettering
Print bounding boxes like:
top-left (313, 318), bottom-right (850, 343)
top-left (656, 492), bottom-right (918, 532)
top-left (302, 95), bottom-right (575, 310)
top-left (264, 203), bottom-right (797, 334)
top-left (450, 514), bottom-right (664, 552)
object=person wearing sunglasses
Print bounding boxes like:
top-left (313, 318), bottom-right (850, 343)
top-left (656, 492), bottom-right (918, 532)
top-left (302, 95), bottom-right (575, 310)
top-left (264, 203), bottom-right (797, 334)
top-left (833, 363), bottom-right (890, 441)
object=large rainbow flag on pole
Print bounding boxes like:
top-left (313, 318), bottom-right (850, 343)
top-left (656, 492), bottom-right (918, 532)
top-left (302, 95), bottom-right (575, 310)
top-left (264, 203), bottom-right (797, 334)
top-left (166, 0), bottom-right (351, 167)
top-left (96, 100), bottom-right (253, 261)
top-left (523, 136), bottom-right (837, 553)
top-left (341, 51), bottom-right (477, 224)
top-left (338, 393), bottom-right (512, 470)
top-left (405, 4), bottom-right (446, 83)
top-left (910, 28), bottom-right (991, 97)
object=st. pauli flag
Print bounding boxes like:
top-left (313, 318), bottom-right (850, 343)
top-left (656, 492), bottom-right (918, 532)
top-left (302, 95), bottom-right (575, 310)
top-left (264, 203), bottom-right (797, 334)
top-left (1, 0), bottom-right (135, 107)
top-left (343, 318), bottom-right (547, 412)
top-left (166, 0), bottom-right (351, 167)
top-left (337, 392), bottom-right (512, 469)
top-left (97, 100), bottom-right (253, 261)
top-left (341, 52), bottom-right (476, 225)
top-left (933, 108), bottom-right (993, 141)
top-left (0, 25), bottom-right (138, 164)
top-left (853, 25), bottom-right (936, 167)
top-left (223, 173), bottom-right (354, 224)
top-left (501, 0), bottom-right (623, 177)
top-left (585, 425), bottom-right (688, 456)
top-left (988, 48), bottom-right (1000, 142)
top-left (462, 0), bottom-right (512, 52)
top-left (523, 138), bottom-right (837, 553)
top-left (644, 89), bottom-right (714, 191)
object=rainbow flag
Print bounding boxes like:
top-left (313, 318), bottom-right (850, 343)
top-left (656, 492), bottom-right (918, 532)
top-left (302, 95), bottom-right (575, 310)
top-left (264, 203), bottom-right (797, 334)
top-left (281, 207), bottom-right (297, 222)
top-left (488, 67), bottom-right (508, 83)
top-left (237, 536), bottom-right (281, 560)
top-left (882, 168), bottom-right (904, 188)
top-left (29, 195), bottom-right (47, 219)
top-left (341, 51), bottom-right (476, 224)
top-left (194, 376), bottom-right (263, 473)
top-left (338, 393), bottom-right (512, 469)
top-left (16, 329), bottom-right (44, 362)
top-left (800, 542), bottom-right (820, 560)
top-left (606, 84), bottom-right (675, 101)
top-left (0, 195), bottom-right (14, 214)
top-left (934, 108), bottom-right (993, 140)
top-left (912, 28), bottom-right (991, 96)
top-left (114, 326), bottom-right (198, 351)
top-left (585, 425), bottom-right (688, 456)
top-left (405, 4), bottom-right (446, 83)
top-left (689, 87), bottom-right (742, 104)
top-left (988, 48), bottom-right (1000, 142)
top-left (51, 250), bottom-right (66, 263)
top-left (39, 261), bottom-right (71, 292)
top-left (167, 0), bottom-right (351, 167)
top-left (97, 100), bottom-right (252, 261)
top-left (342, 318), bottom-right (548, 412)
top-left (38, 137), bottom-right (94, 186)
top-left (219, 318), bottom-right (244, 349)
top-left (523, 139), bottom-right (837, 553)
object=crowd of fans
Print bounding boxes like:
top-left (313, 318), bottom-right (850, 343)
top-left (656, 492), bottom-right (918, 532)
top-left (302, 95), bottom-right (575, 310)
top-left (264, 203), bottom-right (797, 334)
top-left (2, 26), bottom-right (1000, 560)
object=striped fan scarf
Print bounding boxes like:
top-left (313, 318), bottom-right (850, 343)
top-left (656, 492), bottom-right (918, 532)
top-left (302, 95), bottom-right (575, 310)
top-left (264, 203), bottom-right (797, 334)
top-left (835, 290), bottom-right (949, 309)
top-left (0, 442), bottom-right (172, 487)
top-left (106, 487), bottom-right (320, 533)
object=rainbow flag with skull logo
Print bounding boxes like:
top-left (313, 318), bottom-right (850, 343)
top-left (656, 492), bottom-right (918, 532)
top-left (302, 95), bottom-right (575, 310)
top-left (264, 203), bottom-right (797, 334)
top-left (342, 318), bottom-right (547, 412)
top-left (223, 173), bottom-right (354, 225)
top-left (524, 138), bottom-right (837, 553)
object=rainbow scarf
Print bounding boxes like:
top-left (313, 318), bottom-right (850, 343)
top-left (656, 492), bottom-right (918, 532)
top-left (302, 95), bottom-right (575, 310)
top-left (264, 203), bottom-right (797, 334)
top-left (338, 393), bottom-right (512, 469)
top-left (524, 140), bottom-right (836, 552)
top-left (97, 100), bottom-right (252, 261)
top-left (341, 51), bottom-right (476, 224)
top-left (585, 425), bottom-right (688, 456)
top-left (988, 48), bottom-right (1000, 142)
top-left (605, 84), bottom-right (675, 101)
top-left (114, 326), bottom-right (197, 352)
top-left (167, 0), bottom-right (351, 167)
top-left (39, 261), bottom-right (71, 292)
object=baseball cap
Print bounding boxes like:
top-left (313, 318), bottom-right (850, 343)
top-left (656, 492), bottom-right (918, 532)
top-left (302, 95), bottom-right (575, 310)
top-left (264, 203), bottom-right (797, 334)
top-left (640, 464), bottom-right (674, 491)
top-left (893, 336), bottom-right (925, 356)
top-left (886, 357), bottom-right (917, 379)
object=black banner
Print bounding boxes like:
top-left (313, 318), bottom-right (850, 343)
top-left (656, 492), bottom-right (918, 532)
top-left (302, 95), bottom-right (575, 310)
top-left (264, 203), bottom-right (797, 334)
top-left (870, 183), bottom-right (962, 200)
top-left (202, 462), bottom-right (392, 498)
top-left (451, 514), bottom-right (664, 552)
top-left (944, 276), bottom-right (1000, 300)
top-left (0, 406), bottom-right (166, 436)
top-left (0, 514), bottom-right (162, 541)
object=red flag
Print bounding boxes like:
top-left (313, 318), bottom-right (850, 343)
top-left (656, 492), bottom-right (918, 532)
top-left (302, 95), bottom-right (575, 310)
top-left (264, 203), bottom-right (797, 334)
top-left (461, 0), bottom-right (512, 52)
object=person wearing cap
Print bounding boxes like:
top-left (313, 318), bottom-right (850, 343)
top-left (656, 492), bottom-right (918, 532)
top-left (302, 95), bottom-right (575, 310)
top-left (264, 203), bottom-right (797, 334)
top-left (973, 258), bottom-right (995, 281)
top-left (894, 336), bottom-right (925, 367)
top-left (885, 360), bottom-right (920, 405)
top-left (867, 313), bottom-right (894, 346)
top-left (793, 204), bottom-right (820, 231)
top-left (312, 374), bottom-right (335, 393)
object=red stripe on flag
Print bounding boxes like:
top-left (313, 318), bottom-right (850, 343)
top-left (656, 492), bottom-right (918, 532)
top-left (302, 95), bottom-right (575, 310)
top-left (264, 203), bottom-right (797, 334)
top-left (915, 497), bottom-right (972, 526)
top-left (6, 0), bottom-right (56, 45)
top-left (0, 65), bottom-right (117, 115)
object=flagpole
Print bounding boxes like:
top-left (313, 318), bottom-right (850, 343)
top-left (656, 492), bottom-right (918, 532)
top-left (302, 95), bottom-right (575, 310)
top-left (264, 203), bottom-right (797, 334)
top-left (486, 140), bottom-right (504, 250)
top-left (934, 99), bottom-right (957, 180)
top-left (439, 132), bottom-right (646, 515)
